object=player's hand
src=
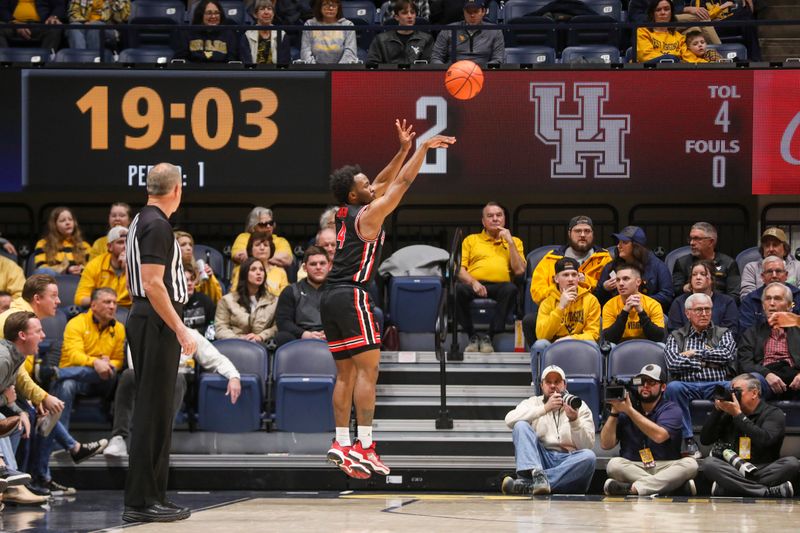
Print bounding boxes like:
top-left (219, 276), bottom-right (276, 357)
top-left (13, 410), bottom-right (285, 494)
top-left (765, 372), bottom-right (786, 395)
top-left (769, 311), bottom-right (800, 328)
top-left (177, 326), bottom-right (197, 356)
top-left (544, 392), bottom-right (563, 413)
top-left (226, 378), bottom-right (241, 404)
top-left (395, 119), bottom-right (415, 151)
top-left (424, 135), bottom-right (456, 149)
top-left (471, 280), bottom-right (487, 297)
top-left (559, 286), bottom-right (577, 309)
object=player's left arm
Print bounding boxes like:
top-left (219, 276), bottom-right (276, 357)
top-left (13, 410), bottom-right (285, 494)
top-left (359, 134), bottom-right (456, 240)
top-left (371, 119), bottom-right (415, 199)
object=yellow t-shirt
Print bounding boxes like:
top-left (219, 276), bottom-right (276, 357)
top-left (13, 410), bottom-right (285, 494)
top-left (13, 0), bottom-right (40, 22)
top-left (89, 0), bottom-right (104, 21)
top-left (460, 230), bottom-right (525, 283)
top-left (602, 293), bottom-right (665, 342)
top-left (229, 263), bottom-right (288, 297)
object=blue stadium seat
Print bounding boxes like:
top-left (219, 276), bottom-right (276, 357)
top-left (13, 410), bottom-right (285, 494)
top-left (584, 0), bottom-right (622, 20)
top-left (607, 339), bottom-right (667, 381)
top-left (187, 0), bottom-right (249, 24)
top-left (523, 245), bottom-right (556, 316)
top-left (39, 309), bottom-right (68, 367)
top-left (0, 48), bottom-right (51, 64)
top-left (493, 332), bottom-right (517, 352)
top-left (342, 1), bottom-right (378, 50)
top-left (505, 46), bottom-right (556, 65)
top-left (198, 339), bottom-right (269, 432)
top-left (127, 0), bottom-right (185, 48)
top-left (194, 244), bottom-right (226, 282)
top-left (665, 245), bottom-right (691, 275)
top-left (735, 246), bottom-right (760, 274)
top-left (541, 339), bottom-right (603, 427)
top-left (398, 332), bottom-right (469, 352)
top-left (470, 298), bottom-right (514, 331)
top-left (709, 43), bottom-right (748, 62)
top-left (566, 16), bottom-right (620, 48)
top-left (388, 276), bottom-right (442, 333)
top-left (118, 47), bottom-right (175, 64)
top-left (54, 49), bottom-right (103, 63)
top-left (274, 339), bottom-right (337, 432)
top-left (501, 0), bottom-right (556, 48)
top-left (54, 275), bottom-right (82, 317)
top-left (560, 45), bottom-right (620, 64)
top-left (115, 306), bottom-right (129, 326)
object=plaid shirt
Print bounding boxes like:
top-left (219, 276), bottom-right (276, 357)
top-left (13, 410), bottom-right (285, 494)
top-left (763, 327), bottom-right (793, 368)
top-left (664, 326), bottom-right (736, 382)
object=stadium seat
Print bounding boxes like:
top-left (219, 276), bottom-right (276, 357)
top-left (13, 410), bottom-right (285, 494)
top-left (735, 246), bottom-right (760, 274)
top-left (54, 275), bottom-right (82, 316)
top-left (198, 339), bottom-right (269, 432)
top-left (502, 0), bottom-right (556, 48)
top-left (194, 244), bottom-right (226, 282)
top-left (560, 45), bottom-right (620, 64)
top-left (397, 332), bottom-right (469, 353)
top-left (388, 276), bottom-right (442, 333)
top-left (540, 339), bottom-right (603, 427)
top-left (607, 339), bottom-right (667, 381)
top-left (342, 1), bottom-right (378, 50)
top-left (505, 46), bottom-right (556, 64)
top-left (664, 245), bottom-right (691, 275)
top-left (118, 47), bottom-right (175, 64)
top-left (127, 0), bottom-right (185, 48)
top-left (38, 308), bottom-right (68, 367)
top-left (470, 298), bottom-right (514, 331)
top-left (584, 0), bottom-right (622, 20)
top-left (523, 244), bottom-right (556, 316)
top-left (115, 306), bottom-right (130, 326)
top-left (709, 43), bottom-right (748, 62)
top-left (274, 339), bottom-right (337, 432)
top-left (493, 332), bottom-right (516, 352)
top-left (566, 16), bottom-right (621, 48)
top-left (54, 49), bottom-right (103, 63)
top-left (0, 48), bottom-right (51, 64)
top-left (187, 0), bottom-right (248, 24)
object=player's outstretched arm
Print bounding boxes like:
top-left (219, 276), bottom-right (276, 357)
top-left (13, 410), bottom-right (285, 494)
top-left (359, 135), bottom-right (455, 240)
top-left (372, 119), bottom-right (415, 199)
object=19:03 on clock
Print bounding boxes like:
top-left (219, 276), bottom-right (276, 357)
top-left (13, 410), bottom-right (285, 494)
top-left (76, 85), bottom-right (279, 151)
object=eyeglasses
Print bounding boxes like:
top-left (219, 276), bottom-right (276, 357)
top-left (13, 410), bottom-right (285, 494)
top-left (639, 378), bottom-right (661, 387)
top-left (321, 1), bottom-right (338, 6)
top-left (688, 307), bottom-right (713, 314)
top-left (688, 236), bottom-right (712, 243)
top-left (256, 221), bottom-right (275, 227)
top-left (204, 10), bottom-right (221, 16)
top-left (764, 269), bottom-right (787, 275)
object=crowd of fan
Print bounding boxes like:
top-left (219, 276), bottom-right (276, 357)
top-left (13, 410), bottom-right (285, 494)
top-left (0, 0), bottom-right (764, 64)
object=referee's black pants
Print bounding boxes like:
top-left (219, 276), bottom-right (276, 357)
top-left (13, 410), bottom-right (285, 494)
top-left (124, 299), bottom-right (182, 508)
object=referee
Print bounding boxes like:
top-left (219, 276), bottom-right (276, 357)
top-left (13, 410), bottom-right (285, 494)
top-left (123, 163), bottom-right (195, 523)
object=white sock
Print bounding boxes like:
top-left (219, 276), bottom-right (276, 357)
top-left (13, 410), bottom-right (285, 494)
top-left (335, 427), bottom-right (351, 447)
top-left (358, 426), bottom-right (373, 448)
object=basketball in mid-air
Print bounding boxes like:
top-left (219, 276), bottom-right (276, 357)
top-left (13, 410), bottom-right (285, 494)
top-left (444, 60), bottom-right (484, 100)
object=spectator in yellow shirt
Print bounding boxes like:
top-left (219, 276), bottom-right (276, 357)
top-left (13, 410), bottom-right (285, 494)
top-left (75, 226), bottom-right (130, 308)
top-left (229, 231), bottom-right (289, 298)
top-left (636, 0), bottom-right (704, 63)
top-left (602, 265), bottom-right (666, 344)
top-left (0, 254), bottom-right (24, 299)
top-left (230, 207), bottom-right (294, 269)
top-left (33, 207), bottom-right (91, 276)
top-left (458, 202), bottom-right (526, 353)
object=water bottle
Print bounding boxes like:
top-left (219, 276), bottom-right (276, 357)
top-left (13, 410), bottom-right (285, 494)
top-left (205, 321), bottom-right (216, 341)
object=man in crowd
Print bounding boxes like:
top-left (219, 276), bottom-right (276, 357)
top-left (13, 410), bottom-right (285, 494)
top-left (739, 282), bottom-right (800, 401)
top-left (501, 365), bottom-right (596, 495)
top-left (601, 265), bottom-right (665, 344)
top-left (664, 292), bottom-right (737, 458)
top-left (741, 228), bottom-right (799, 298)
top-left (457, 202), bottom-right (525, 353)
top-left (700, 373), bottom-right (799, 497)
top-left (183, 265), bottom-right (216, 338)
top-left (525, 257), bottom-right (600, 380)
top-left (601, 364), bottom-right (698, 496)
top-left (276, 246), bottom-right (329, 346)
top-left (739, 256), bottom-right (800, 332)
top-left (75, 226), bottom-right (130, 308)
top-left (366, 0), bottom-right (433, 65)
top-left (431, 0), bottom-right (504, 66)
top-left (672, 222), bottom-right (740, 301)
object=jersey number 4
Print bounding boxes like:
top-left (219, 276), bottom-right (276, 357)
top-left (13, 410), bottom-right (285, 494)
top-left (336, 224), bottom-right (346, 249)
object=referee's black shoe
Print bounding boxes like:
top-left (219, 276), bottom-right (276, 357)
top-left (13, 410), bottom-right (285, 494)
top-left (161, 500), bottom-right (191, 520)
top-left (122, 504), bottom-right (186, 523)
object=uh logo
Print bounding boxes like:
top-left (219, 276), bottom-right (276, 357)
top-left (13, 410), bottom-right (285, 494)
top-left (530, 82), bottom-right (631, 178)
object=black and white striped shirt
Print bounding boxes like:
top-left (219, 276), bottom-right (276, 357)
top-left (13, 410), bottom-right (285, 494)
top-left (126, 206), bottom-right (188, 305)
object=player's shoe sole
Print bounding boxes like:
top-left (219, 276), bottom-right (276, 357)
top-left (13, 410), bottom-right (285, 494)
top-left (327, 447), bottom-right (371, 479)
top-left (349, 447), bottom-right (390, 476)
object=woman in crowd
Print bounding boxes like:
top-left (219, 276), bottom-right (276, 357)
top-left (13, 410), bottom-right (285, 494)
top-left (239, 0), bottom-right (291, 64)
top-left (175, 230), bottom-right (224, 304)
top-left (89, 202), bottom-right (131, 261)
top-left (300, 0), bottom-right (358, 64)
top-left (636, 0), bottom-right (703, 63)
top-left (231, 206), bottom-right (293, 268)
top-left (667, 259), bottom-right (739, 334)
top-left (178, 0), bottom-right (239, 63)
top-left (214, 257), bottom-right (278, 343)
top-left (34, 207), bottom-right (91, 275)
top-left (594, 226), bottom-right (673, 311)
top-left (229, 232), bottom-right (289, 297)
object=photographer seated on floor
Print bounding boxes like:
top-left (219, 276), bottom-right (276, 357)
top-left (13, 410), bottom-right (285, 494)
top-left (699, 373), bottom-right (800, 498)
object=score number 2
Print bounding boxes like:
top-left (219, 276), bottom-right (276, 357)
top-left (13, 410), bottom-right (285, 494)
top-left (416, 96), bottom-right (447, 174)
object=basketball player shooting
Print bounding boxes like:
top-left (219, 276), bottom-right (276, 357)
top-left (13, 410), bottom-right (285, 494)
top-left (322, 120), bottom-right (456, 479)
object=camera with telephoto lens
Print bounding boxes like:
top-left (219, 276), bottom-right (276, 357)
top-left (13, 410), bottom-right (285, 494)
top-left (560, 391), bottom-right (582, 409)
top-left (711, 442), bottom-right (758, 478)
top-left (605, 377), bottom-right (642, 402)
top-left (712, 384), bottom-right (742, 403)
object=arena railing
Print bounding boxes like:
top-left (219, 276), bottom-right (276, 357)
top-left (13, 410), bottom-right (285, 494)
top-left (761, 203), bottom-right (800, 258)
top-left (2, 18), bottom-right (800, 66)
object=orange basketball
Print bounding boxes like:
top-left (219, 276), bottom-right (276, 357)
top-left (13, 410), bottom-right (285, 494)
top-left (445, 60), bottom-right (484, 100)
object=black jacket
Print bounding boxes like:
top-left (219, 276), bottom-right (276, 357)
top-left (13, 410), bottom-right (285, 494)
top-left (672, 252), bottom-right (741, 302)
top-left (700, 400), bottom-right (785, 465)
top-left (738, 323), bottom-right (800, 377)
top-left (366, 30), bottom-right (433, 65)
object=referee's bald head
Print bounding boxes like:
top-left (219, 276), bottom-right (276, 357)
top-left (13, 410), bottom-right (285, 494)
top-left (146, 163), bottom-right (181, 197)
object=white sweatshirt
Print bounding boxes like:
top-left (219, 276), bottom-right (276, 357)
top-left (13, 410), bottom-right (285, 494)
top-left (504, 395), bottom-right (595, 453)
